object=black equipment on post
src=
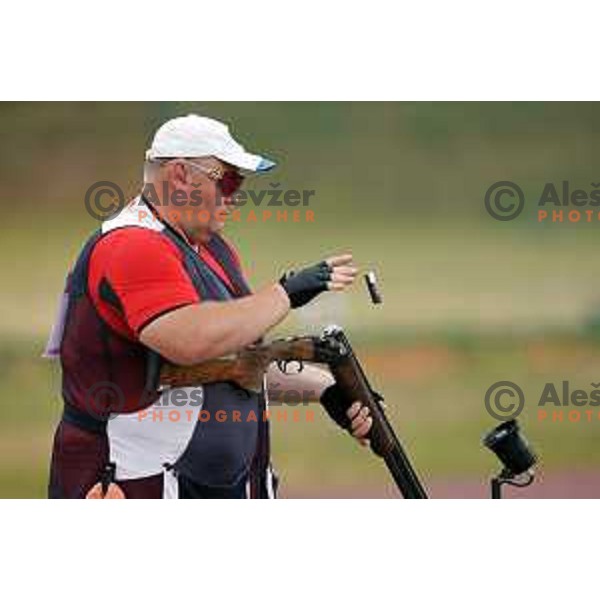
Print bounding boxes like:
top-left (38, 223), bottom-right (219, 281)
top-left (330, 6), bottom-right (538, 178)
top-left (483, 419), bottom-right (537, 499)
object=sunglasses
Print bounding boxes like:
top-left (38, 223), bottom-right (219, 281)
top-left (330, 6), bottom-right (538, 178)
top-left (217, 169), bottom-right (245, 197)
top-left (179, 159), bottom-right (245, 198)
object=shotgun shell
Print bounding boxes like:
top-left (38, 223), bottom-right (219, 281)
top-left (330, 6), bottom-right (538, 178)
top-left (364, 271), bottom-right (382, 304)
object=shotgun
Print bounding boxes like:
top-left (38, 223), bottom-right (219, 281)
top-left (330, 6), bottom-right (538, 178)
top-left (319, 325), bottom-right (427, 498)
top-left (159, 325), bottom-right (428, 498)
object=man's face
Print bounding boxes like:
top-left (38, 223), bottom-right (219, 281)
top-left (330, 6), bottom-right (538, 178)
top-left (164, 157), bottom-right (243, 243)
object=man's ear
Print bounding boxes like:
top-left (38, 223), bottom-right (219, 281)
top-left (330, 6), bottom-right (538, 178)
top-left (169, 160), bottom-right (189, 188)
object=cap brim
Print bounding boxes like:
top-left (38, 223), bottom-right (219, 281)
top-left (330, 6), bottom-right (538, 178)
top-left (216, 151), bottom-right (276, 173)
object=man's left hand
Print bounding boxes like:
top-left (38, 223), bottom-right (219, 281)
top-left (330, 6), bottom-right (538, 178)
top-left (320, 384), bottom-right (384, 447)
top-left (346, 401), bottom-right (373, 446)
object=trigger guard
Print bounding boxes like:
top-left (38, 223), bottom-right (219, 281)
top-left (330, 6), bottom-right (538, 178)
top-left (276, 360), bottom-right (288, 374)
top-left (277, 360), bottom-right (304, 375)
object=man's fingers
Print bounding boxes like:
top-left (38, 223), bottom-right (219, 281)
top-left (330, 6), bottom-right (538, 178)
top-left (85, 482), bottom-right (104, 499)
top-left (327, 270), bottom-right (358, 291)
top-left (326, 254), bottom-right (354, 268)
top-left (352, 416), bottom-right (373, 438)
top-left (346, 402), bottom-right (374, 442)
top-left (333, 266), bottom-right (359, 277)
top-left (347, 402), bottom-right (362, 420)
top-left (330, 273), bottom-right (355, 285)
top-left (351, 405), bottom-right (370, 428)
top-left (351, 406), bottom-right (372, 436)
top-left (322, 256), bottom-right (358, 293)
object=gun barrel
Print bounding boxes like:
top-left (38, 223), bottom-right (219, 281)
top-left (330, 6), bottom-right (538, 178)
top-left (322, 326), bottom-right (428, 499)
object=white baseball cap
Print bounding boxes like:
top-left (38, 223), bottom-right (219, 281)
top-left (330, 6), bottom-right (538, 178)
top-left (146, 114), bottom-right (276, 173)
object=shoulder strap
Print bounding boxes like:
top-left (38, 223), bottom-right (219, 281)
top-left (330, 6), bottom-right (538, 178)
top-left (68, 230), bottom-right (103, 297)
top-left (160, 228), bottom-right (234, 301)
top-left (206, 234), bottom-right (252, 297)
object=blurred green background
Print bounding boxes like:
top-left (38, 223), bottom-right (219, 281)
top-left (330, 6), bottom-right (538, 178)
top-left (1, 102), bottom-right (600, 498)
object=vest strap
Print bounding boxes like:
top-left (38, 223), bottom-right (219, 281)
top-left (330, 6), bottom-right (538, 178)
top-left (62, 403), bottom-right (107, 434)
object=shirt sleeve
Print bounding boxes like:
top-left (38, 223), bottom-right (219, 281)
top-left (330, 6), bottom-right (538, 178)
top-left (90, 228), bottom-right (200, 336)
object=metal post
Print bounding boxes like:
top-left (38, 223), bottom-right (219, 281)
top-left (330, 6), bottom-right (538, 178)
top-left (491, 477), bottom-right (502, 499)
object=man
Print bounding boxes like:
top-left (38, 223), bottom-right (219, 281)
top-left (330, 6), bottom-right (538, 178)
top-left (47, 114), bottom-right (374, 499)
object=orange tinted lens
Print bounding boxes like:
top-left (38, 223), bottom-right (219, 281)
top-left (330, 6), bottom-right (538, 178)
top-left (219, 171), bottom-right (244, 196)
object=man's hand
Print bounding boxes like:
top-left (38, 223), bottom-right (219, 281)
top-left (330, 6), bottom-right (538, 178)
top-left (347, 401), bottom-right (373, 447)
top-left (267, 365), bottom-right (375, 445)
top-left (320, 383), bottom-right (383, 446)
top-left (279, 254), bottom-right (357, 309)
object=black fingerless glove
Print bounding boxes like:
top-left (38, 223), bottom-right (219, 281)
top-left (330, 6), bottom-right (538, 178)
top-left (320, 384), bottom-right (385, 431)
top-left (279, 261), bottom-right (332, 309)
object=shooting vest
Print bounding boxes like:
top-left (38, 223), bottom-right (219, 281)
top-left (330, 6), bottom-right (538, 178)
top-left (55, 196), bottom-right (274, 498)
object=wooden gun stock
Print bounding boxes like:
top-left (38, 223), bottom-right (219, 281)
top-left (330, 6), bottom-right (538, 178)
top-left (159, 336), bottom-right (323, 393)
